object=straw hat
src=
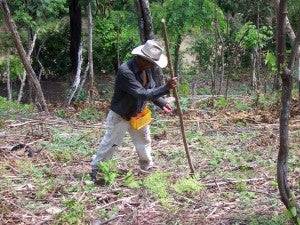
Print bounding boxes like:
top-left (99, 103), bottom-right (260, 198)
top-left (131, 40), bottom-right (168, 68)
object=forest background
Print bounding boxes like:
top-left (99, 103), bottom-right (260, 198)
top-left (0, 0), bottom-right (300, 224)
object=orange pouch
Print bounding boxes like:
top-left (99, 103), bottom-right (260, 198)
top-left (130, 108), bottom-right (152, 130)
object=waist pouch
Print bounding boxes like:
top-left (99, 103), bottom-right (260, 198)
top-left (130, 108), bottom-right (151, 130)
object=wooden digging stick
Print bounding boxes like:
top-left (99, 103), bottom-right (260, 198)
top-left (161, 19), bottom-right (195, 175)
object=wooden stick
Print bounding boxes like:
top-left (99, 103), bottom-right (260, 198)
top-left (161, 18), bottom-right (195, 175)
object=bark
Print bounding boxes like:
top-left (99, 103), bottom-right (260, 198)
top-left (276, 0), bottom-right (300, 219)
top-left (174, 35), bottom-right (181, 80)
top-left (6, 58), bottom-right (12, 101)
top-left (18, 29), bottom-right (38, 102)
top-left (87, 2), bottom-right (95, 99)
top-left (69, 0), bottom-right (82, 83)
top-left (135, 0), bottom-right (165, 86)
top-left (0, 0), bottom-right (48, 112)
top-left (251, 47), bottom-right (258, 90)
top-left (66, 42), bottom-right (83, 105)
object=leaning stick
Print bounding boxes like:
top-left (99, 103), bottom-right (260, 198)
top-left (161, 19), bottom-right (195, 175)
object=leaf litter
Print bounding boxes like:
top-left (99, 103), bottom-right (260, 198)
top-left (0, 96), bottom-right (299, 225)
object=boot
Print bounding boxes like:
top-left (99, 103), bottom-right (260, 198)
top-left (90, 169), bottom-right (98, 181)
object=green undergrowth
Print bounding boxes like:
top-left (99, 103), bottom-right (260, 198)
top-left (0, 96), bottom-right (35, 119)
top-left (41, 128), bottom-right (100, 161)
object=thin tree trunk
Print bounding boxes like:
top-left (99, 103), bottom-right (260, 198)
top-left (6, 57), bottom-right (12, 101)
top-left (0, 0), bottom-right (48, 112)
top-left (251, 48), bottom-right (258, 90)
top-left (174, 35), bottom-right (181, 80)
top-left (76, 63), bottom-right (89, 101)
top-left (135, 0), bottom-right (165, 86)
top-left (87, 2), bottom-right (95, 99)
top-left (69, 0), bottom-right (82, 83)
top-left (66, 42), bottom-right (83, 105)
top-left (276, 0), bottom-right (300, 219)
top-left (18, 29), bottom-right (38, 102)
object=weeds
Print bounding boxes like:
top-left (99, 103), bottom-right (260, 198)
top-left (56, 200), bottom-right (86, 224)
top-left (172, 174), bottom-right (203, 195)
top-left (98, 160), bottom-right (119, 185)
top-left (143, 171), bottom-right (173, 209)
top-left (123, 170), bottom-right (141, 188)
top-left (0, 96), bottom-right (34, 118)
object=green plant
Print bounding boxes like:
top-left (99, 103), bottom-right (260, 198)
top-left (42, 129), bottom-right (95, 159)
top-left (178, 79), bottom-right (191, 96)
top-left (233, 101), bottom-right (251, 112)
top-left (172, 174), bottom-right (202, 195)
top-left (77, 105), bottom-right (104, 122)
top-left (55, 109), bottom-right (67, 118)
top-left (56, 200), bottom-right (85, 224)
top-left (214, 96), bottom-right (228, 110)
top-left (143, 172), bottom-right (173, 209)
top-left (0, 96), bottom-right (35, 118)
top-left (98, 160), bottom-right (119, 185)
top-left (123, 170), bottom-right (141, 188)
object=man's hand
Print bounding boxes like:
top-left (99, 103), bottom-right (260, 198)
top-left (166, 77), bottom-right (178, 90)
top-left (163, 103), bottom-right (173, 114)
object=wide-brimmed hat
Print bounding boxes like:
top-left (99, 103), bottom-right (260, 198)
top-left (131, 40), bottom-right (168, 68)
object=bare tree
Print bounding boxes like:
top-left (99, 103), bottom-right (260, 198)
top-left (0, 0), bottom-right (48, 112)
top-left (276, 0), bottom-right (300, 220)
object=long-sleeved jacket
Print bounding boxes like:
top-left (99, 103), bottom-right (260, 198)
top-left (110, 58), bottom-right (169, 119)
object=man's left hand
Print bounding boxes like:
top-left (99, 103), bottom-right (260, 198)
top-left (163, 103), bottom-right (173, 114)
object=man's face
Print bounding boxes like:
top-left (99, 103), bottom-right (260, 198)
top-left (137, 56), bottom-right (156, 70)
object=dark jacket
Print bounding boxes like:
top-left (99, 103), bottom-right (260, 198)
top-left (110, 58), bottom-right (169, 119)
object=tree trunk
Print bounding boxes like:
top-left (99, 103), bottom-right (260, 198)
top-left (66, 42), bottom-right (83, 105)
top-left (18, 29), bottom-right (38, 102)
top-left (174, 35), bottom-right (181, 80)
top-left (6, 57), bottom-right (12, 101)
top-left (69, 0), bottom-right (82, 83)
top-left (135, 0), bottom-right (165, 86)
top-left (0, 0), bottom-right (48, 112)
top-left (276, 0), bottom-right (300, 219)
top-left (87, 2), bottom-right (95, 99)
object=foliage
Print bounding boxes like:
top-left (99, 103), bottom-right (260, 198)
top-left (56, 200), bottom-right (85, 224)
top-left (98, 160), bottom-right (119, 185)
top-left (144, 172), bottom-right (173, 209)
top-left (0, 96), bottom-right (35, 118)
top-left (178, 79), bottom-right (191, 96)
top-left (42, 129), bottom-right (95, 159)
top-left (253, 92), bottom-right (280, 110)
top-left (172, 174), bottom-right (202, 195)
top-left (236, 22), bottom-right (273, 50)
top-left (0, 55), bottom-right (24, 82)
top-left (38, 24), bottom-right (71, 79)
top-left (265, 51), bottom-right (277, 72)
top-left (123, 170), bottom-right (141, 188)
top-left (93, 12), bottom-right (139, 73)
top-left (77, 105), bottom-right (104, 122)
top-left (214, 96), bottom-right (228, 109)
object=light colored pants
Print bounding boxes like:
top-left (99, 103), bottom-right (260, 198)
top-left (91, 110), bottom-right (153, 170)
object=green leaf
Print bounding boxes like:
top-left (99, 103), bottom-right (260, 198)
top-left (291, 207), bottom-right (297, 217)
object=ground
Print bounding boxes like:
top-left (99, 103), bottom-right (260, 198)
top-left (1, 87), bottom-right (299, 224)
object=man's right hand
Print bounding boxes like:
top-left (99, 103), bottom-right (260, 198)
top-left (166, 77), bottom-right (178, 90)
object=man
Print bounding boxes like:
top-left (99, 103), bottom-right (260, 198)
top-left (90, 39), bottom-right (177, 180)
